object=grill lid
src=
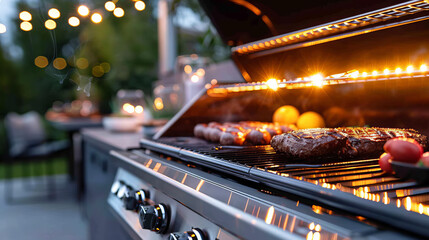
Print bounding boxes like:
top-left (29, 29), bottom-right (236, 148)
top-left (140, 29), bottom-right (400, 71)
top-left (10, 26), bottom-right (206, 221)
top-left (198, 0), bottom-right (429, 82)
top-left (198, 0), bottom-right (406, 46)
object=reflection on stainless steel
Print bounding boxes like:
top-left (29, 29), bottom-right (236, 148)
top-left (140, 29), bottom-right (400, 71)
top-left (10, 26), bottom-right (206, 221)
top-left (233, 0), bottom-right (429, 54)
top-left (148, 137), bottom-right (429, 218)
top-left (128, 153), bottom-right (351, 239)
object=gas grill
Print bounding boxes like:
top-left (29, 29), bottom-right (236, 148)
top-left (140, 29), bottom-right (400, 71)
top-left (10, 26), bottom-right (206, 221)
top-left (107, 1), bottom-right (429, 239)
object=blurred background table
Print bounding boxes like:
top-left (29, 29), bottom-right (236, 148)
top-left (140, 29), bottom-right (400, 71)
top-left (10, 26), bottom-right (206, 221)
top-left (46, 112), bottom-right (103, 181)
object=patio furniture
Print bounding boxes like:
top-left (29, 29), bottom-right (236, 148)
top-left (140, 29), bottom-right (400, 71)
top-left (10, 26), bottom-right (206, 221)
top-left (3, 111), bottom-right (69, 203)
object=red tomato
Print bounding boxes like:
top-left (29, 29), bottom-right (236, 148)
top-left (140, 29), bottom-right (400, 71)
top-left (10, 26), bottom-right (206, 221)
top-left (419, 152), bottom-right (429, 167)
top-left (383, 138), bottom-right (423, 163)
top-left (379, 152), bottom-right (393, 173)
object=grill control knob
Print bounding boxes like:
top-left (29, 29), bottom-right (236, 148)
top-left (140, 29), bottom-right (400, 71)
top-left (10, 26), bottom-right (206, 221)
top-left (117, 185), bottom-right (132, 199)
top-left (110, 180), bottom-right (124, 195)
top-left (138, 203), bottom-right (169, 233)
top-left (123, 189), bottom-right (149, 211)
top-left (168, 228), bottom-right (206, 240)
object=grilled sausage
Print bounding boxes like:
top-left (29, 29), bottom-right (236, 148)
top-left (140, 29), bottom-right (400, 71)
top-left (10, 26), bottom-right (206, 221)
top-left (193, 123), bottom-right (207, 138)
top-left (246, 130), bottom-right (271, 145)
top-left (209, 127), bottom-right (223, 142)
top-left (220, 131), bottom-right (246, 145)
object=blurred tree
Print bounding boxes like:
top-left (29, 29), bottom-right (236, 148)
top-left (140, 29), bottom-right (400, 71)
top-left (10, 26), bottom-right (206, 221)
top-left (172, 0), bottom-right (230, 62)
top-left (10, 0), bottom-right (82, 114)
top-left (74, 0), bottom-right (158, 113)
top-left (7, 0), bottom-right (158, 114)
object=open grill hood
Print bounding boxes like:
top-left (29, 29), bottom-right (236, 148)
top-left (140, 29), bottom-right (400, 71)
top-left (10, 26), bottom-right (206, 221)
top-left (198, 0), bottom-right (429, 82)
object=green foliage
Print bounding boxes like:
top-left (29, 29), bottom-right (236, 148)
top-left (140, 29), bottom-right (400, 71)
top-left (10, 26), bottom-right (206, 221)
top-left (75, 3), bottom-right (158, 112)
top-left (6, 0), bottom-right (159, 115)
top-left (0, 157), bottom-right (67, 179)
top-left (172, 0), bottom-right (230, 62)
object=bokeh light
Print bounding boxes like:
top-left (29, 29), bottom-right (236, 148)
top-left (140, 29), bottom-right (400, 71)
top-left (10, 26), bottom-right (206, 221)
top-left (154, 97), bottom-right (164, 110)
top-left (105, 1), bottom-right (116, 11)
top-left (45, 19), bottom-right (56, 30)
top-left (20, 22), bottom-right (33, 31)
top-left (34, 56), bottom-right (49, 68)
top-left (191, 74), bottom-right (199, 83)
top-left (0, 24), bottom-right (6, 34)
top-left (196, 68), bottom-right (205, 77)
top-left (91, 13), bottom-right (103, 23)
top-left (135, 1), bottom-right (146, 11)
top-left (53, 58), bottom-right (67, 70)
top-left (113, 8), bottom-right (124, 18)
top-left (77, 5), bottom-right (90, 17)
top-left (100, 62), bottom-right (111, 73)
top-left (19, 11), bottom-right (32, 21)
top-left (68, 17), bottom-right (80, 27)
top-left (48, 8), bottom-right (60, 19)
top-left (92, 65), bottom-right (104, 77)
top-left (135, 105), bottom-right (144, 114)
top-left (184, 65), bottom-right (192, 74)
top-left (76, 58), bottom-right (89, 69)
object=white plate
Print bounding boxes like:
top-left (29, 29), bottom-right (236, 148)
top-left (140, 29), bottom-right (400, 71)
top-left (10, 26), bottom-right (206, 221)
top-left (103, 117), bottom-right (140, 132)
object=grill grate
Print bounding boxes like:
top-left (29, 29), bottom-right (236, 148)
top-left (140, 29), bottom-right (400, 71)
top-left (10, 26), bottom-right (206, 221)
top-left (152, 137), bottom-right (429, 218)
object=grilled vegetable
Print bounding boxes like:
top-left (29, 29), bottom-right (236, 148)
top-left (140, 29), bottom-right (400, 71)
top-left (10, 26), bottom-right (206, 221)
top-left (419, 152), bottom-right (429, 167)
top-left (379, 152), bottom-right (393, 173)
top-left (384, 138), bottom-right (423, 164)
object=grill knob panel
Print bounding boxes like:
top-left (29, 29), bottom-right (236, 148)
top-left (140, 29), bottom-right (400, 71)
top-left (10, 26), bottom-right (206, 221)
top-left (169, 228), bottom-right (206, 240)
top-left (123, 189), bottom-right (149, 210)
top-left (138, 203), bottom-right (169, 233)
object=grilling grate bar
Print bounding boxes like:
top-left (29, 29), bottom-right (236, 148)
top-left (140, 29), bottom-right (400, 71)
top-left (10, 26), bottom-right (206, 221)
top-left (142, 137), bottom-right (429, 220)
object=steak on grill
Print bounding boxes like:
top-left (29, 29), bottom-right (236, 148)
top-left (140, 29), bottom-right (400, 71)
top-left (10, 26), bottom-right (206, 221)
top-left (270, 127), bottom-right (428, 159)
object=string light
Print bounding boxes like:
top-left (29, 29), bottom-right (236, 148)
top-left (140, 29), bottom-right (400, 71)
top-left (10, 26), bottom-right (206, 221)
top-left (372, 70), bottom-right (378, 76)
top-left (113, 8), bottom-right (124, 18)
top-left (68, 17), bottom-right (80, 27)
top-left (91, 13), bottom-right (103, 24)
top-left (135, 1), bottom-right (146, 11)
top-left (34, 56), bottom-right (48, 68)
top-left (53, 58), bottom-right (67, 70)
top-left (362, 72), bottom-right (368, 77)
top-left (420, 64), bottom-right (428, 72)
top-left (48, 8), bottom-right (60, 19)
top-left (104, 1), bottom-right (116, 11)
top-left (20, 22), bottom-right (32, 31)
top-left (45, 19), bottom-right (56, 30)
top-left (77, 5), bottom-right (90, 17)
top-left (19, 11), bottom-right (32, 21)
top-left (406, 65), bottom-right (414, 73)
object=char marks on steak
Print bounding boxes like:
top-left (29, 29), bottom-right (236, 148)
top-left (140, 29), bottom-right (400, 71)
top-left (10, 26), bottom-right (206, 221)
top-left (271, 127), bottom-right (428, 159)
